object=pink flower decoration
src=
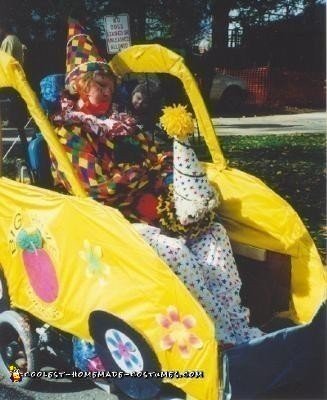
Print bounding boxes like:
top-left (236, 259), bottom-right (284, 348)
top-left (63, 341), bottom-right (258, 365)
top-left (156, 306), bottom-right (203, 359)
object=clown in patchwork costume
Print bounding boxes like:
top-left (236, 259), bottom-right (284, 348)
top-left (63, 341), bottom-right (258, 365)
top-left (52, 19), bottom-right (262, 346)
top-left (51, 18), bottom-right (171, 224)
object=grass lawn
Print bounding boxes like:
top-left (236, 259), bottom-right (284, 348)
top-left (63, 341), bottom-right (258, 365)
top-left (194, 133), bottom-right (326, 260)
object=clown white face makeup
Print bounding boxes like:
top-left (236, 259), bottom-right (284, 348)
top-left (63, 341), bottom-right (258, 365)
top-left (88, 74), bottom-right (115, 106)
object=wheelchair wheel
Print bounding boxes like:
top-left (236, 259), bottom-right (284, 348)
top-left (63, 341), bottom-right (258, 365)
top-left (0, 310), bottom-right (38, 388)
top-left (89, 310), bottom-right (162, 400)
top-left (0, 269), bottom-right (10, 313)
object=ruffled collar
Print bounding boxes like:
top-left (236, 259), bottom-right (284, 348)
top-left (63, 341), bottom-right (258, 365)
top-left (77, 98), bottom-right (111, 117)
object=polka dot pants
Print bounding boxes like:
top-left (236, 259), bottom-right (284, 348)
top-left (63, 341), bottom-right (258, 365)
top-left (134, 222), bottom-right (263, 345)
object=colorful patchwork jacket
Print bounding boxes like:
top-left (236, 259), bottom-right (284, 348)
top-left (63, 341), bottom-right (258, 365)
top-left (51, 108), bottom-right (172, 224)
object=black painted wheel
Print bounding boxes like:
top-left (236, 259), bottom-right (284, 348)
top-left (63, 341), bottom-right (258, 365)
top-left (89, 311), bottom-right (162, 400)
top-left (0, 269), bottom-right (10, 313)
top-left (0, 310), bottom-right (38, 388)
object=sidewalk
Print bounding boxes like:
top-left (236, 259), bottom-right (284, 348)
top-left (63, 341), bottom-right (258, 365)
top-left (211, 112), bottom-right (326, 136)
top-left (1, 113), bottom-right (326, 145)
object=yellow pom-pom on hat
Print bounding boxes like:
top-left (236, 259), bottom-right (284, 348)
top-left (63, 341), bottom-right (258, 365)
top-left (159, 104), bottom-right (194, 140)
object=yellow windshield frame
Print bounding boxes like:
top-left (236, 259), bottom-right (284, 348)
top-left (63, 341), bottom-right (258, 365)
top-left (110, 44), bottom-right (226, 170)
top-left (0, 50), bottom-right (86, 197)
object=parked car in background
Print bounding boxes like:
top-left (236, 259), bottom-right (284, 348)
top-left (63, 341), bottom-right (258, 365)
top-left (209, 70), bottom-right (247, 112)
top-left (188, 44), bottom-right (247, 113)
top-left (214, 66), bottom-right (325, 110)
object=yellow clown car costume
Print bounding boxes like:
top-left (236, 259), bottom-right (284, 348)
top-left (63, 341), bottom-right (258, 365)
top-left (0, 18), bottom-right (326, 400)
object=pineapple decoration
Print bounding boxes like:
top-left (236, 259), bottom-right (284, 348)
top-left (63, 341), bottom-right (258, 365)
top-left (16, 227), bottom-right (59, 303)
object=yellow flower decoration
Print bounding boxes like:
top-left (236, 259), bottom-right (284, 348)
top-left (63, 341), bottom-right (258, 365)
top-left (159, 104), bottom-right (194, 140)
top-left (156, 305), bottom-right (203, 359)
top-left (79, 240), bottom-right (110, 286)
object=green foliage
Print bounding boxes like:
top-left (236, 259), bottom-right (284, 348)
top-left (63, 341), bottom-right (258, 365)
top-left (208, 0), bottom-right (323, 50)
top-left (1, 0), bottom-right (205, 45)
top-left (227, 0), bottom-right (323, 26)
top-left (1, 0), bottom-right (321, 56)
top-left (236, 0), bottom-right (305, 26)
top-left (146, 0), bottom-right (207, 45)
top-left (0, 0), bottom-right (83, 40)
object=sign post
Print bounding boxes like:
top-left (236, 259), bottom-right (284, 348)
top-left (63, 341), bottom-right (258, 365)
top-left (103, 14), bottom-right (131, 55)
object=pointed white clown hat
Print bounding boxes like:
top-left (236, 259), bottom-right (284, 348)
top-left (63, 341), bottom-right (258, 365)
top-left (160, 105), bottom-right (219, 225)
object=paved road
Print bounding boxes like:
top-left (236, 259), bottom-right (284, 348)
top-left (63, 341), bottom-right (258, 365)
top-left (0, 378), bottom-right (116, 400)
top-left (2, 112), bottom-right (326, 158)
top-left (212, 112), bottom-right (326, 136)
top-left (1, 111), bottom-right (325, 155)
top-left (0, 376), bottom-right (183, 399)
top-left (2, 112), bottom-right (326, 145)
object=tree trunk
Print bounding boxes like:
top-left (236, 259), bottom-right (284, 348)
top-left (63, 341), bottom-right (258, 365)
top-left (304, 0), bottom-right (318, 17)
top-left (211, 1), bottom-right (233, 52)
top-left (135, 3), bottom-right (146, 42)
top-left (128, 0), bottom-right (146, 43)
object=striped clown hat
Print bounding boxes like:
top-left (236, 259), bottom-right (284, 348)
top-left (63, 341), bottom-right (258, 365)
top-left (65, 18), bottom-right (111, 89)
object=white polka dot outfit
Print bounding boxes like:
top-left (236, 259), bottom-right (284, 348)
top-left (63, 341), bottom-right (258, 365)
top-left (134, 222), bottom-right (263, 345)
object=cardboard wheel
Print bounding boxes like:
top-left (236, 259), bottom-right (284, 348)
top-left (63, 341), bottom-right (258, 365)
top-left (89, 311), bottom-right (162, 400)
top-left (0, 310), bottom-right (38, 388)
